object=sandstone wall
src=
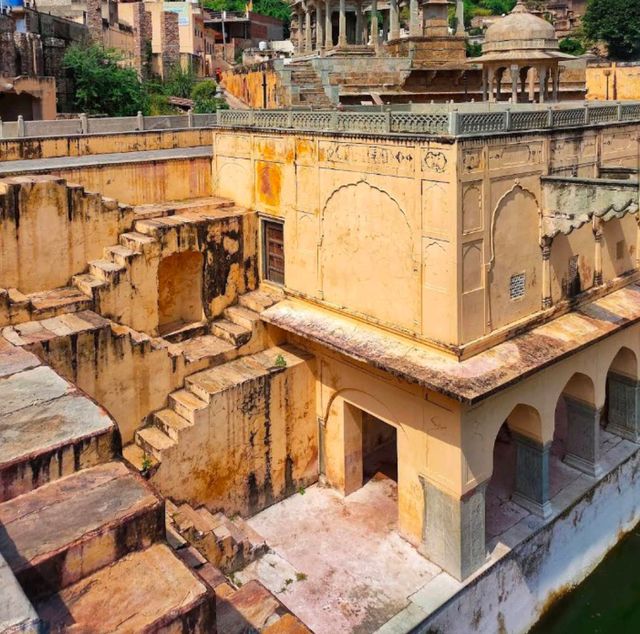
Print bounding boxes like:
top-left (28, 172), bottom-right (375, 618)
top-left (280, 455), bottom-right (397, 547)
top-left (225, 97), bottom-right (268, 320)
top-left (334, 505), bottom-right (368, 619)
top-left (0, 129), bottom-right (212, 163)
top-left (0, 176), bottom-right (132, 293)
top-left (587, 62), bottom-right (640, 101)
top-left (221, 68), bottom-right (285, 108)
top-left (151, 348), bottom-right (317, 518)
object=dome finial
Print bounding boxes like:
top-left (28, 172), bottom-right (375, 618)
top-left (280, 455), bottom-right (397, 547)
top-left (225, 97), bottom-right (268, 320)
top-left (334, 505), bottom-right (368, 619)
top-left (512, 0), bottom-right (528, 13)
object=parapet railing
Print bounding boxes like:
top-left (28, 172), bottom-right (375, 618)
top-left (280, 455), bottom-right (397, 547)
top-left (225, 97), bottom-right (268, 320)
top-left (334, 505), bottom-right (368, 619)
top-left (215, 102), bottom-right (640, 136)
top-left (2, 102), bottom-right (640, 140)
top-left (0, 112), bottom-right (218, 140)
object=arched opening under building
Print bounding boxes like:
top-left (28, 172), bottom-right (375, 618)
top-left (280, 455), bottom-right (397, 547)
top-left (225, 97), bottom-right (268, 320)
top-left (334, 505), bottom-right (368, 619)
top-left (605, 347), bottom-right (639, 443)
top-left (157, 251), bottom-right (205, 335)
top-left (362, 411), bottom-right (398, 485)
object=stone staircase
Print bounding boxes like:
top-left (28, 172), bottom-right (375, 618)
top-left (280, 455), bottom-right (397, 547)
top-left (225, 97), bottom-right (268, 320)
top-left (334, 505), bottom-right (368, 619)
top-left (289, 60), bottom-right (333, 107)
top-left (167, 500), bottom-right (269, 574)
top-left (0, 338), bottom-right (215, 632)
top-left (125, 344), bottom-right (307, 478)
top-left (71, 196), bottom-right (253, 334)
top-left (164, 501), bottom-right (312, 633)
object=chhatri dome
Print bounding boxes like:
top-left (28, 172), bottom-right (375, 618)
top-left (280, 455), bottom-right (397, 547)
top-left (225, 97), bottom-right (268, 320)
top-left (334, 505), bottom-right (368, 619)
top-left (474, 0), bottom-right (573, 103)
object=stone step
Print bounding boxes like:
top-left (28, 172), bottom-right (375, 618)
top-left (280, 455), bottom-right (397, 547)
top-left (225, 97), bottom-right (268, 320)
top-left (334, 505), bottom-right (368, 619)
top-left (168, 333), bottom-right (235, 365)
top-left (135, 426), bottom-right (176, 462)
top-left (36, 544), bottom-right (215, 633)
top-left (122, 442), bottom-right (157, 473)
top-left (168, 389), bottom-right (209, 425)
top-left (184, 345), bottom-right (303, 404)
top-left (0, 461), bottom-right (163, 601)
top-left (71, 272), bottom-right (107, 298)
top-left (216, 579), bottom-right (284, 633)
top-left (211, 318), bottom-right (252, 346)
top-left (224, 304), bottom-right (261, 330)
top-left (25, 287), bottom-right (93, 321)
top-left (133, 196), bottom-right (235, 220)
top-left (0, 365), bottom-right (116, 502)
top-left (2, 311), bottom-right (109, 348)
top-left (104, 244), bottom-right (138, 268)
top-left (238, 288), bottom-right (284, 314)
top-left (118, 230), bottom-right (157, 252)
top-left (153, 408), bottom-right (193, 442)
top-left (88, 259), bottom-right (126, 283)
top-left (0, 551), bottom-right (41, 634)
top-left (159, 319), bottom-right (209, 343)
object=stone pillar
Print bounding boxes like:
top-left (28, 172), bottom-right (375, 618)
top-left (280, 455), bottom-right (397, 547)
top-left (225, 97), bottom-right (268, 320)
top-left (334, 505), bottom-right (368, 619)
top-left (487, 67), bottom-right (495, 102)
top-left (541, 236), bottom-right (552, 309)
top-left (456, 0), bottom-right (465, 35)
top-left (305, 8), bottom-right (312, 53)
top-left (316, 3), bottom-right (324, 50)
top-left (552, 66), bottom-right (560, 101)
top-left (495, 67), bottom-right (504, 101)
top-left (520, 67), bottom-right (529, 101)
top-left (371, 0), bottom-right (379, 52)
top-left (160, 10), bottom-right (180, 79)
top-left (355, 2), bottom-right (363, 44)
top-left (422, 478), bottom-right (487, 581)
top-left (325, 0), bottom-right (333, 48)
top-left (538, 66), bottom-right (548, 103)
top-left (338, 0), bottom-right (347, 46)
top-left (512, 433), bottom-right (552, 518)
top-left (86, 0), bottom-right (103, 43)
top-left (389, 0), bottom-right (400, 40)
top-left (132, 2), bottom-right (150, 80)
top-left (409, 0), bottom-right (421, 37)
top-left (297, 8), bottom-right (305, 53)
top-left (594, 219), bottom-right (603, 286)
top-left (607, 373), bottom-right (640, 443)
top-left (482, 67), bottom-right (488, 102)
top-left (564, 396), bottom-right (603, 478)
top-left (510, 64), bottom-right (519, 103)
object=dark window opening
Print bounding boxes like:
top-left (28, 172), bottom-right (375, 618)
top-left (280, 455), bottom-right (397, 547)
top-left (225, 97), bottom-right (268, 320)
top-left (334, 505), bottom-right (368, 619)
top-left (362, 413), bottom-right (397, 484)
top-left (262, 219), bottom-right (284, 285)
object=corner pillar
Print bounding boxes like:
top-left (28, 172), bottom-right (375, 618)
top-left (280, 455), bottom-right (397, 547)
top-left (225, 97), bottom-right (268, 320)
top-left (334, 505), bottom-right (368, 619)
top-left (564, 396), bottom-right (603, 478)
top-left (325, 0), bottom-right (333, 48)
top-left (355, 2), bottom-right (363, 45)
top-left (552, 65), bottom-right (560, 101)
top-left (487, 67), bottom-right (496, 102)
top-left (512, 433), bottom-right (552, 518)
top-left (510, 64), bottom-right (519, 103)
top-left (538, 66), bottom-right (548, 103)
top-left (316, 3), bottom-right (324, 50)
top-left (338, 0), bottom-right (347, 47)
top-left (305, 8), bottom-right (313, 53)
top-left (607, 373), bottom-right (640, 443)
top-left (541, 236), bottom-right (552, 309)
top-left (389, 0), bottom-right (400, 40)
top-left (371, 0), bottom-right (379, 52)
top-left (422, 478), bottom-right (487, 581)
top-left (409, 0), bottom-right (421, 37)
top-left (456, 0), bottom-right (465, 35)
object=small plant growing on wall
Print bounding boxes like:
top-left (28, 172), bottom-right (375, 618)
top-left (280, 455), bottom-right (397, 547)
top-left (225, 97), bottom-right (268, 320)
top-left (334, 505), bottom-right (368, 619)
top-left (274, 354), bottom-right (287, 368)
top-left (141, 453), bottom-right (153, 477)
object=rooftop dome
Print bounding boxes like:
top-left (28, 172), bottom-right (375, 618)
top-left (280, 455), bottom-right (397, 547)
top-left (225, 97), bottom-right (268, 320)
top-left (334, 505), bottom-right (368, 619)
top-left (483, 1), bottom-right (558, 54)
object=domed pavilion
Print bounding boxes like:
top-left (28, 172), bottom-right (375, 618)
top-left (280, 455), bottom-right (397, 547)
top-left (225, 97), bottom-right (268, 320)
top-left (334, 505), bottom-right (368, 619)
top-left (474, 0), bottom-right (574, 103)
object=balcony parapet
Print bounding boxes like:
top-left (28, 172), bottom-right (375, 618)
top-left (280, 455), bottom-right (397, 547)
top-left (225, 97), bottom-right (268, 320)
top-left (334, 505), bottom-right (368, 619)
top-left (541, 176), bottom-right (640, 239)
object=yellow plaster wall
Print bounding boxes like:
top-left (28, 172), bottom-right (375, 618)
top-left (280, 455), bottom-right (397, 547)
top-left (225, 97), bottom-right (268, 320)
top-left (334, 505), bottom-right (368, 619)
top-left (213, 130), bottom-right (458, 346)
top-left (221, 69), bottom-right (285, 108)
top-left (150, 348), bottom-right (318, 517)
top-left (0, 176), bottom-right (133, 293)
top-left (46, 157), bottom-right (213, 205)
top-left (587, 63), bottom-right (640, 101)
top-left (0, 129), bottom-right (212, 163)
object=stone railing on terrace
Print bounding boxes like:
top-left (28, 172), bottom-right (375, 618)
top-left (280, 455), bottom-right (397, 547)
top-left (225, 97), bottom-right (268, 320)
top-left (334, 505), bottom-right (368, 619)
top-left (2, 101), bottom-right (640, 140)
top-left (217, 101), bottom-right (640, 136)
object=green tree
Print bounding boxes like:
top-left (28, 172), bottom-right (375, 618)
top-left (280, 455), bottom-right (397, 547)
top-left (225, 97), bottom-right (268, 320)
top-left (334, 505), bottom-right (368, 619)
top-left (480, 0), bottom-right (516, 15)
top-left (253, 0), bottom-right (290, 22)
top-left (559, 37), bottom-right (586, 56)
top-left (191, 80), bottom-right (228, 112)
top-left (165, 64), bottom-right (197, 98)
top-left (583, 0), bottom-right (640, 60)
top-left (202, 0), bottom-right (247, 12)
top-left (63, 44), bottom-right (146, 116)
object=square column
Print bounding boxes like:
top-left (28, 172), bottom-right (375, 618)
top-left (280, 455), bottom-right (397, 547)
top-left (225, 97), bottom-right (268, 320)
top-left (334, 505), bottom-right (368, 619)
top-left (371, 0), bottom-right (379, 52)
top-left (409, 0), bottom-right (421, 37)
top-left (325, 0), bottom-right (333, 48)
top-left (512, 433), bottom-right (552, 519)
top-left (305, 8), bottom-right (312, 53)
top-left (564, 396), bottom-right (603, 478)
top-left (355, 2), bottom-right (363, 45)
top-left (607, 372), bottom-right (640, 443)
top-left (389, 0), bottom-right (399, 40)
top-left (338, 0), bottom-right (347, 46)
top-left (421, 479), bottom-right (487, 581)
top-left (316, 4), bottom-right (324, 50)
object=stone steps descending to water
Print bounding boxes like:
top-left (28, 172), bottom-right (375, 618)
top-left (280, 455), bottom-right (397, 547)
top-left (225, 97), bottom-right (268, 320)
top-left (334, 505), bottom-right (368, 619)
top-left (35, 544), bottom-right (215, 633)
top-left (0, 461), bottom-right (163, 601)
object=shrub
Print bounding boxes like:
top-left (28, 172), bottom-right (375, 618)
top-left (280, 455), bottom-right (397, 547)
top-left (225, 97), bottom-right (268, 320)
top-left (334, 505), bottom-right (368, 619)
top-left (583, 0), bottom-right (640, 60)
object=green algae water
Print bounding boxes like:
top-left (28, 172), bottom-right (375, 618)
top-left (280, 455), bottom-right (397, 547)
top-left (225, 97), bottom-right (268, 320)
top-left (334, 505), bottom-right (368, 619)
top-left (530, 525), bottom-right (640, 634)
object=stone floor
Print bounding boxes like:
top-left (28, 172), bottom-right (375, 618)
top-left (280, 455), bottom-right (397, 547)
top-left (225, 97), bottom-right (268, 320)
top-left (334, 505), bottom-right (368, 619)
top-left (237, 418), bottom-right (637, 634)
top-left (238, 475), bottom-right (440, 634)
